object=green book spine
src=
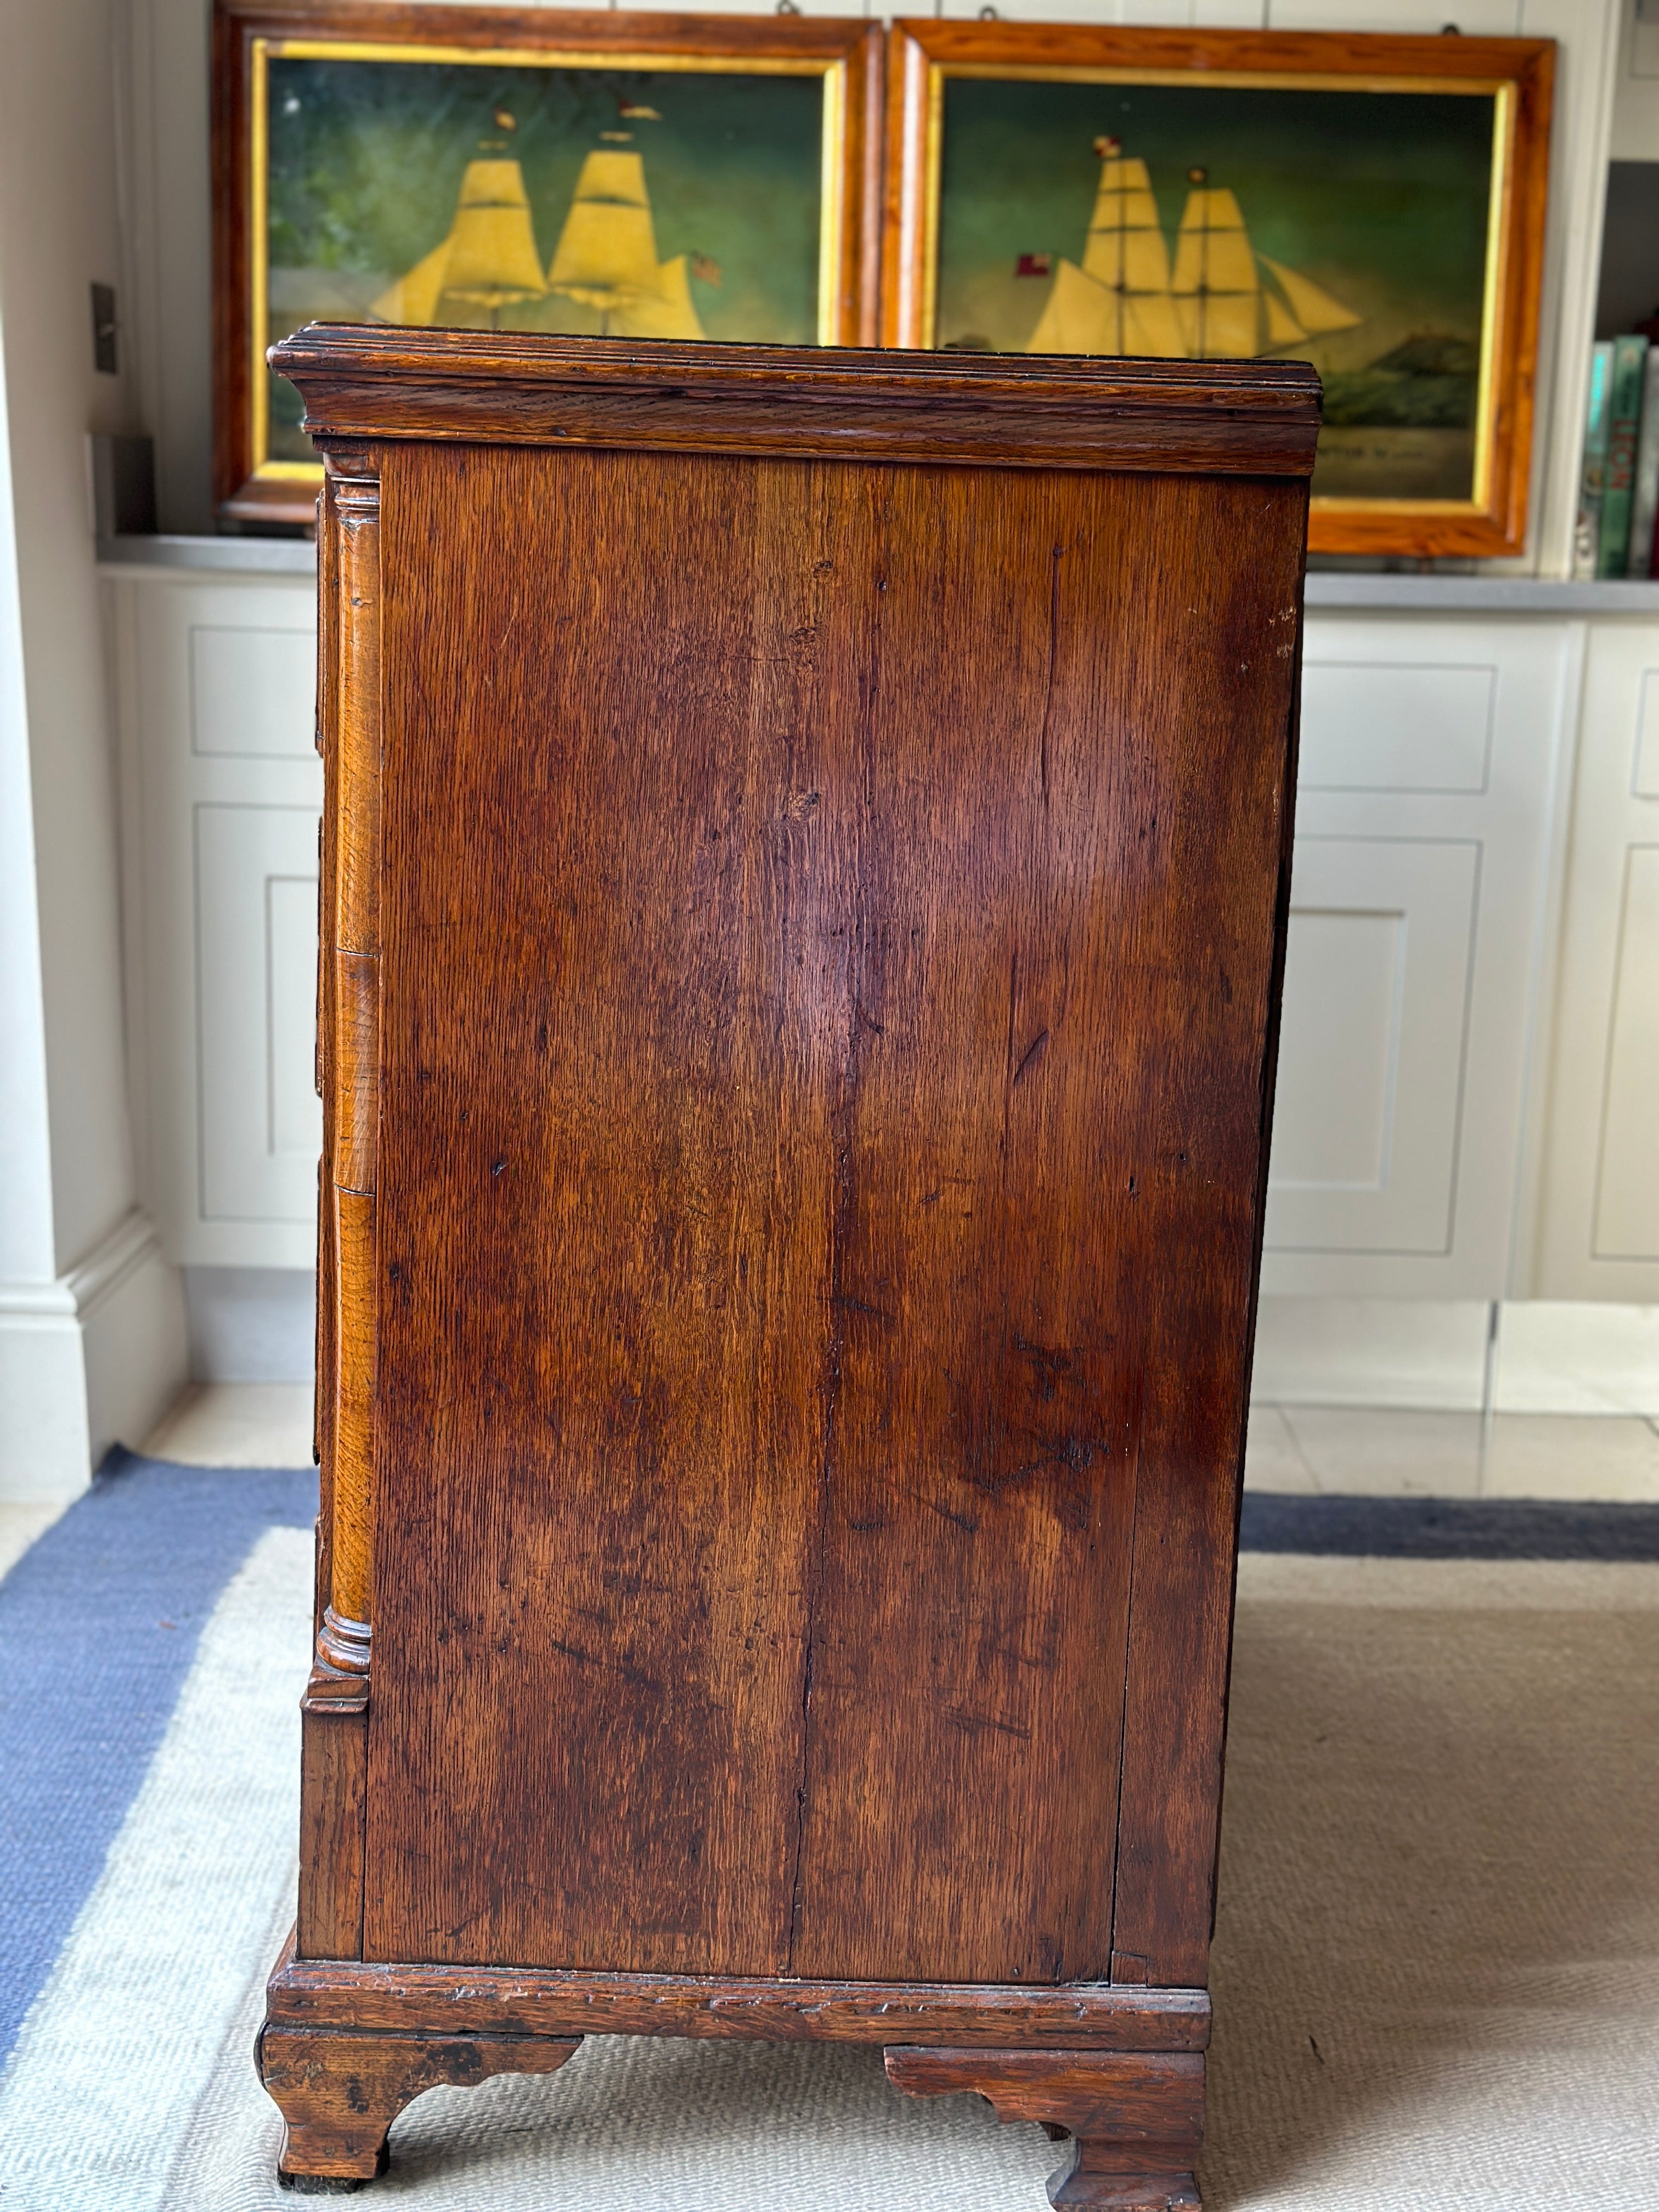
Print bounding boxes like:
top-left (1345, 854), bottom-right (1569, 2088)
top-left (1598, 334), bottom-right (1649, 579)
top-left (1627, 348), bottom-right (1659, 576)
top-left (1575, 342), bottom-right (1614, 582)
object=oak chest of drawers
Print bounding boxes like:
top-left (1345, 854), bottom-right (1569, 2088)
top-left (259, 325), bottom-right (1317, 2207)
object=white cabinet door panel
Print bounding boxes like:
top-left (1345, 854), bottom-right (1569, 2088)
top-left (1299, 659), bottom-right (1494, 793)
top-left (1593, 846), bottom-right (1659, 1261)
top-left (114, 574), bottom-right (321, 1268)
top-left (195, 805), bottom-right (322, 1221)
top-left (1266, 839), bottom-right (1479, 1255)
top-left (190, 623), bottom-right (315, 758)
top-left (1634, 672), bottom-right (1659, 798)
top-left (1534, 618), bottom-right (1659, 1294)
top-left (1263, 614), bottom-right (1575, 1299)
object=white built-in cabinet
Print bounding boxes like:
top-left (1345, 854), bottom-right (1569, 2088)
top-left (112, 568), bottom-right (321, 1269)
top-left (1263, 616), bottom-right (1579, 1298)
top-left (105, 557), bottom-right (1659, 1302)
top-left (1532, 623), bottom-right (1659, 1299)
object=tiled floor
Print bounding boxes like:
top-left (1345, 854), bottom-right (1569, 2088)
top-left (141, 1383), bottom-right (314, 1469)
top-left (1244, 1402), bottom-right (1659, 1501)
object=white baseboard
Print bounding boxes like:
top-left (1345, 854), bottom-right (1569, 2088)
top-left (0, 1210), bottom-right (187, 1501)
top-left (184, 1267), bottom-right (314, 1383)
top-left (1253, 1296), bottom-right (1659, 1417)
top-left (1252, 1299), bottom-right (1493, 1411)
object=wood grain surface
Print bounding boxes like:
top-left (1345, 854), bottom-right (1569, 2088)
top-left (885, 2046), bottom-right (1204, 2141)
top-left (296, 1704), bottom-right (368, 1962)
top-left (886, 2046), bottom-right (1205, 2211)
top-left (343, 419), bottom-right (1305, 1981)
top-left (271, 334), bottom-right (1312, 2204)
top-left (267, 1927), bottom-right (1211, 2048)
top-left (268, 326), bottom-right (1321, 478)
top-left (259, 2023), bottom-right (581, 2181)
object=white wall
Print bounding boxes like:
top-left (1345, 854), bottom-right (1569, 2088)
top-left (0, 0), bottom-right (187, 1499)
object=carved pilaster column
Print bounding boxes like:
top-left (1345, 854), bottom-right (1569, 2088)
top-left (316, 461), bottom-right (381, 1689)
top-left (299, 452), bottom-right (381, 1963)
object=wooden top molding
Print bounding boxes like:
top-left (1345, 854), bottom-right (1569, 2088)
top-left (268, 325), bottom-right (1322, 477)
top-left (229, 0), bottom-right (874, 60)
top-left (890, 18), bottom-right (1553, 75)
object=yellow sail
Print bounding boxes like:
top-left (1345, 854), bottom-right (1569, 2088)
top-left (1122, 289), bottom-right (1186, 358)
top-left (1263, 289), bottom-right (1305, 348)
top-left (612, 253), bottom-right (704, 341)
top-left (544, 149), bottom-right (706, 339)
top-left (1257, 254), bottom-right (1362, 338)
top-left (1026, 150), bottom-right (1360, 364)
top-left (373, 240), bottom-right (450, 327)
top-left (1181, 292), bottom-right (1260, 357)
top-left (1025, 258), bottom-right (1114, 353)
top-left (1171, 185), bottom-right (1259, 358)
top-left (1080, 156), bottom-right (1172, 296)
top-left (546, 151), bottom-right (662, 302)
top-left (373, 159), bottom-right (546, 324)
top-left (1027, 148), bottom-right (1185, 359)
top-left (1171, 188), bottom-right (1258, 299)
top-left (441, 161), bottom-right (548, 305)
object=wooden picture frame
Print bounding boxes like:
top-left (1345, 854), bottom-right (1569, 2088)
top-left (883, 21), bottom-right (1554, 560)
top-left (213, 0), bottom-right (883, 526)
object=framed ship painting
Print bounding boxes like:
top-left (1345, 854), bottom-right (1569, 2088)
top-left (213, 1), bottom-right (882, 524)
top-left (884, 22), bottom-right (1553, 559)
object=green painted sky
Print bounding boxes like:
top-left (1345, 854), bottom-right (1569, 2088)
top-left (937, 78), bottom-right (1496, 365)
top-left (267, 57), bottom-right (823, 343)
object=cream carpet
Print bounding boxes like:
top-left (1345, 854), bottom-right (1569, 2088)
top-left (1, 1544), bottom-right (1654, 2209)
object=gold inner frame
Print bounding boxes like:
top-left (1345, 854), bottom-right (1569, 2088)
top-left (249, 35), bottom-right (850, 482)
top-left (918, 61), bottom-right (1516, 518)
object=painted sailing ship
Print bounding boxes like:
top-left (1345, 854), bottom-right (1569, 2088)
top-left (541, 149), bottom-right (704, 340)
top-left (1025, 142), bottom-right (1361, 362)
top-left (374, 128), bottom-right (704, 341)
top-left (373, 155), bottom-right (549, 327)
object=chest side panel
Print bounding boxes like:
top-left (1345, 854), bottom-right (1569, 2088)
top-left (362, 438), bottom-right (1302, 1984)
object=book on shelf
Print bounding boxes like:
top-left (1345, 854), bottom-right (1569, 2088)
top-left (1628, 347), bottom-right (1659, 577)
top-left (1575, 340), bottom-right (1613, 581)
top-left (1599, 335), bottom-right (1649, 578)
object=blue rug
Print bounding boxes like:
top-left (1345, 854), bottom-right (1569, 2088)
top-left (0, 1450), bottom-right (314, 2071)
top-left (1237, 1490), bottom-right (1659, 1559)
